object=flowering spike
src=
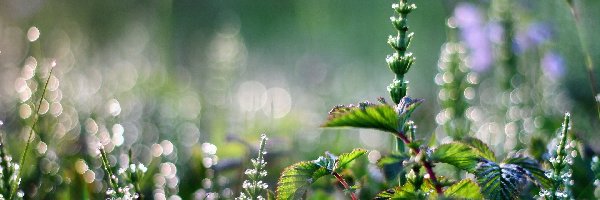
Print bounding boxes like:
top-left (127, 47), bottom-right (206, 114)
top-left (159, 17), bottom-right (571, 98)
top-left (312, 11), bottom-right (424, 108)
top-left (387, 0), bottom-right (417, 105)
top-left (539, 113), bottom-right (575, 200)
top-left (237, 134), bottom-right (269, 200)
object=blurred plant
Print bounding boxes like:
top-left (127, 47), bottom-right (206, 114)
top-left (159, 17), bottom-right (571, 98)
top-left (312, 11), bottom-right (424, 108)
top-left (237, 134), bottom-right (270, 200)
top-left (452, 3), bottom-right (493, 73)
top-left (539, 113), bottom-right (575, 199)
top-left (435, 37), bottom-right (478, 139)
top-left (0, 132), bottom-right (23, 200)
top-left (99, 146), bottom-right (147, 199)
top-left (10, 27), bottom-right (56, 200)
top-left (563, 0), bottom-right (600, 119)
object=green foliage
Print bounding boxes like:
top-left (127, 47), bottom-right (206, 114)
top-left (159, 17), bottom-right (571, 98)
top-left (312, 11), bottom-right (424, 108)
top-left (375, 182), bottom-right (427, 200)
top-left (323, 103), bottom-right (399, 133)
top-left (374, 182), bottom-right (423, 200)
top-left (277, 161), bottom-right (328, 200)
top-left (503, 155), bottom-right (551, 188)
top-left (460, 137), bottom-right (496, 162)
top-left (443, 179), bottom-right (482, 200)
top-left (336, 149), bottom-right (368, 172)
top-left (430, 143), bottom-right (479, 172)
top-left (474, 158), bottom-right (545, 200)
top-left (276, 149), bottom-right (366, 200)
top-left (323, 97), bottom-right (423, 135)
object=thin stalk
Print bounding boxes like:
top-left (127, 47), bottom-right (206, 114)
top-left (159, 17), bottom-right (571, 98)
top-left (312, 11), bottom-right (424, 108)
top-left (332, 172), bottom-right (357, 200)
top-left (565, 1), bottom-right (600, 119)
top-left (396, 132), bottom-right (444, 195)
top-left (549, 114), bottom-right (571, 199)
top-left (129, 150), bottom-right (143, 200)
top-left (10, 67), bottom-right (54, 200)
top-left (100, 147), bottom-right (119, 193)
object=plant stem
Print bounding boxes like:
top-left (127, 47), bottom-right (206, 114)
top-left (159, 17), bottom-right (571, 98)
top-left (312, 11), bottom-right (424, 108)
top-left (396, 132), bottom-right (444, 195)
top-left (100, 147), bottom-right (119, 194)
top-left (10, 67), bottom-right (54, 200)
top-left (332, 172), bottom-right (357, 200)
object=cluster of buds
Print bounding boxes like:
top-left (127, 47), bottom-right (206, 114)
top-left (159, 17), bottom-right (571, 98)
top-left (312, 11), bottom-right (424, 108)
top-left (387, 0), bottom-right (417, 105)
top-left (115, 162), bottom-right (148, 199)
top-left (539, 113), bottom-right (575, 199)
top-left (100, 147), bottom-right (147, 199)
top-left (237, 134), bottom-right (269, 200)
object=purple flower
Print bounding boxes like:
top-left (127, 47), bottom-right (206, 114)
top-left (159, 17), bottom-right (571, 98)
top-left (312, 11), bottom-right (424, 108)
top-left (527, 23), bottom-right (552, 45)
top-left (453, 3), bottom-right (493, 72)
top-left (541, 51), bottom-right (565, 80)
top-left (515, 23), bottom-right (553, 53)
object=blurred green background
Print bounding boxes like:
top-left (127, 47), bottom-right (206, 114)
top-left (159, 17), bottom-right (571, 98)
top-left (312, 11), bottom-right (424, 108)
top-left (0, 0), bottom-right (600, 199)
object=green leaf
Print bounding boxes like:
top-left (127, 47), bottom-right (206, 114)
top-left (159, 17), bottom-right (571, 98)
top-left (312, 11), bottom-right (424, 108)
top-left (375, 183), bottom-right (422, 200)
top-left (460, 137), bottom-right (496, 162)
top-left (443, 179), bottom-right (482, 199)
top-left (430, 143), bottom-right (479, 172)
top-left (474, 160), bottom-right (529, 200)
top-left (335, 148), bottom-right (367, 172)
top-left (503, 154), bottom-right (551, 189)
top-left (323, 103), bottom-right (399, 133)
top-left (276, 161), bottom-right (328, 200)
top-left (378, 152), bottom-right (409, 181)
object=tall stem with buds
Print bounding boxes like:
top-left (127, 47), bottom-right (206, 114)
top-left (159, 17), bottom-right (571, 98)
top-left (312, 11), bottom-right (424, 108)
top-left (237, 134), bottom-right (269, 200)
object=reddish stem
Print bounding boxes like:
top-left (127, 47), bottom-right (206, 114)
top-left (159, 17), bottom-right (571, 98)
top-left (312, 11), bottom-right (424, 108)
top-left (333, 172), bottom-right (358, 200)
top-left (397, 131), bottom-right (444, 195)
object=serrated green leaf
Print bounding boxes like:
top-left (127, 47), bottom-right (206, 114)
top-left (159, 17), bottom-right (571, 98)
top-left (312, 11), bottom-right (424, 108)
top-left (375, 183), bottom-right (422, 200)
top-left (443, 179), bottom-right (482, 199)
top-left (323, 103), bottom-right (399, 133)
top-left (335, 148), bottom-right (367, 172)
top-left (378, 152), bottom-right (409, 181)
top-left (276, 161), bottom-right (328, 200)
top-left (461, 137), bottom-right (496, 162)
top-left (430, 143), bottom-right (479, 172)
top-left (503, 154), bottom-right (551, 189)
top-left (474, 160), bottom-right (528, 200)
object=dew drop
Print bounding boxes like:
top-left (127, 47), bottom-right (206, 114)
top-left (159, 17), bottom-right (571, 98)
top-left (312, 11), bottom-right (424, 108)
top-left (27, 27), bottom-right (40, 42)
top-left (107, 99), bottom-right (121, 116)
top-left (19, 104), bottom-right (32, 119)
top-left (50, 59), bottom-right (57, 68)
top-left (38, 99), bottom-right (49, 115)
